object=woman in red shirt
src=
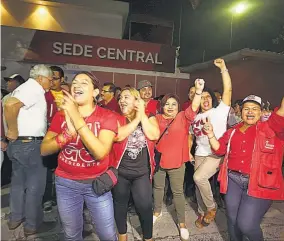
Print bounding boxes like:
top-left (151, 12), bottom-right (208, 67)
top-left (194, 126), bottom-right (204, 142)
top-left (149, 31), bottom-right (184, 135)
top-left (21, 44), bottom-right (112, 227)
top-left (111, 87), bottom-right (160, 241)
top-left (41, 72), bottom-right (118, 241)
top-left (203, 95), bottom-right (284, 241)
top-left (152, 79), bottom-right (204, 240)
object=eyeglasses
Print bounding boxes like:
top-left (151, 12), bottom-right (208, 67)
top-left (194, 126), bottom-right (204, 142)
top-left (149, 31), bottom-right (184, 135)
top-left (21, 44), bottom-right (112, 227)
top-left (101, 90), bottom-right (112, 93)
top-left (52, 77), bottom-right (61, 81)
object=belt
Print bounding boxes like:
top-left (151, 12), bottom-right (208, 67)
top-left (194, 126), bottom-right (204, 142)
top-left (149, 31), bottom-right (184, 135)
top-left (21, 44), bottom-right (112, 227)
top-left (17, 136), bottom-right (44, 141)
top-left (228, 170), bottom-right (249, 178)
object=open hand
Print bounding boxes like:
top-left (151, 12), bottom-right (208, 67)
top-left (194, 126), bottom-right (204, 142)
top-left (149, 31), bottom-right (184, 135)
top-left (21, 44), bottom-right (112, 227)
top-left (134, 97), bottom-right (146, 120)
top-left (64, 110), bottom-right (77, 136)
top-left (1, 141), bottom-right (8, 151)
top-left (61, 90), bottom-right (80, 121)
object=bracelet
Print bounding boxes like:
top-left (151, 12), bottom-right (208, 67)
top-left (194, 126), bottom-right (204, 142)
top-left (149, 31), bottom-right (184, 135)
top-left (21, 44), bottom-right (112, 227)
top-left (208, 135), bottom-right (215, 140)
top-left (195, 92), bottom-right (202, 95)
top-left (220, 68), bottom-right (228, 74)
top-left (76, 124), bottom-right (88, 132)
top-left (55, 134), bottom-right (66, 149)
top-left (62, 130), bottom-right (75, 144)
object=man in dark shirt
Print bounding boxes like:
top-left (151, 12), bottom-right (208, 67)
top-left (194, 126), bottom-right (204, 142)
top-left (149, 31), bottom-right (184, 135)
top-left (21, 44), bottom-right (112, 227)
top-left (100, 82), bottom-right (120, 113)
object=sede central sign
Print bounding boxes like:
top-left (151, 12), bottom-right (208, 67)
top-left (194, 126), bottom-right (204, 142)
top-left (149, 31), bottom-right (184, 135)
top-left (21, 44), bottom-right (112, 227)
top-left (52, 42), bottom-right (163, 65)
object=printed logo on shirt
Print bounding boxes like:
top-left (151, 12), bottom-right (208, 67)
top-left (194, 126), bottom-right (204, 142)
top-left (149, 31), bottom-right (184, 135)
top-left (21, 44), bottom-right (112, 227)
top-left (59, 121), bottom-right (101, 168)
top-left (126, 125), bottom-right (147, 159)
top-left (192, 119), bottom-right (207, 137)
top-left (264, 140), bottom-right (274, 150)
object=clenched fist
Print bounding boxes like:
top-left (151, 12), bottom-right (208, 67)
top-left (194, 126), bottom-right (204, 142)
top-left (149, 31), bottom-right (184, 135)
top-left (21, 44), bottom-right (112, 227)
top-left (214, 58), bottom-right (226, 70)
top-left (195, 78), bottom-right (205, 93)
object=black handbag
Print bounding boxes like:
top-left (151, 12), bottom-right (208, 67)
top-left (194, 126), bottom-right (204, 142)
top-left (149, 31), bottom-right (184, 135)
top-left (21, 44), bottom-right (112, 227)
top-left (154, 118), bottom-right (175, 173)
top-left (92, 167), bottom-right (118, 196)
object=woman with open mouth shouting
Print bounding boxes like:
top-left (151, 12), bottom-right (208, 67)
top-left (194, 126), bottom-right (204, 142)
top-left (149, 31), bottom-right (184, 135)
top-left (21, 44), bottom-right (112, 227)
top-left (152, 78), bottom-right (204, 241)
top-left (111, 87), bottom-right (160, 241)
top-left (41, 72), bottom-right (119, 241)
top-left (190, 58), bottom-right (232, 228)
top-left (203, 96), bottom-right (284, 241)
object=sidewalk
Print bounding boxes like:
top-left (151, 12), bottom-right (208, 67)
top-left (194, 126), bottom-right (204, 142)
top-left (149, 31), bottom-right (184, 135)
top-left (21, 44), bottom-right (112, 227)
top-left (1, 184), bottom-right (284, 241)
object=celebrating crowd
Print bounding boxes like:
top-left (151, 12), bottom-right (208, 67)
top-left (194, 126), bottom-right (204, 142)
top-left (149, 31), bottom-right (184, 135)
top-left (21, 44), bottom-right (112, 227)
top-left (1, 59), bottom-right (284, 241)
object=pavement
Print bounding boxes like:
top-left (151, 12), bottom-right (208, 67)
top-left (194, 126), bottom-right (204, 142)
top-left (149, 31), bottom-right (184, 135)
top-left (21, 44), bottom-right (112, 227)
top-left (1, 184), bottom-right (284, 241)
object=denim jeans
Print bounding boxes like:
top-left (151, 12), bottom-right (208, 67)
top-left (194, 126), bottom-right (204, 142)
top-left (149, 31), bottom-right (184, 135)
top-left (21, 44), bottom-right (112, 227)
top-left (225, 171), bottom-right (272, 241)
top-left (55, 176), bottom-right (117, 241)
top-left (7, 140), bottom-right (47, 230)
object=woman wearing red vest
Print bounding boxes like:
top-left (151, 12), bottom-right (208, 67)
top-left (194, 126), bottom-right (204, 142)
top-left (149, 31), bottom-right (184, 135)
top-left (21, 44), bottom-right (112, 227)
top-left (41, 72), bottom-right (119, 241)
top-left (152, 79), bottom-right (204, 240)
top-left (112, 87), bottom-right (160, 241)
top-left (203, 95), bottom-right (284, 241)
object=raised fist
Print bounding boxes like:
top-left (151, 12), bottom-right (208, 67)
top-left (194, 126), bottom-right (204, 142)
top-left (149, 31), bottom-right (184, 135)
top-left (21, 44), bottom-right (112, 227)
top-left (195, 78), bottom-right (205, 93)
top-left (214, 58), bottom-right (226, 70)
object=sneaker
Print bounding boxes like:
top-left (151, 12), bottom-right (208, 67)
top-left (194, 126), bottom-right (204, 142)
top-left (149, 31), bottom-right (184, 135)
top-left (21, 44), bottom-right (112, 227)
top-left (153, 213), bottom-right (162, 225)
top-left (43, 201), bottom-right (53, 213)
top-left (178, 225), bottom-right (189, 241)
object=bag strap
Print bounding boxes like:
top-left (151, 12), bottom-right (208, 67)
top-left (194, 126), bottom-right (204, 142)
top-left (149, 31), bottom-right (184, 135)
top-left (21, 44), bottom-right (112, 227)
top-left (156, 118), bottom-right (175, 145)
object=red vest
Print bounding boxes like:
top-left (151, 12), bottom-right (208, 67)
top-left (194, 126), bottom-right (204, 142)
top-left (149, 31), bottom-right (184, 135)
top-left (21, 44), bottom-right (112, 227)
top-left (218, 112), bottom-right (284, 200)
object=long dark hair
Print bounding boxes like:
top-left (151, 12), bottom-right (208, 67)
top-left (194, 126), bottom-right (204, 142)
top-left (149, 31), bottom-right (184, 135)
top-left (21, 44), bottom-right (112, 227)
top-left (160, 93), bottom-right (180, 114)
top-left (202, 87), bottom-right (219, 109)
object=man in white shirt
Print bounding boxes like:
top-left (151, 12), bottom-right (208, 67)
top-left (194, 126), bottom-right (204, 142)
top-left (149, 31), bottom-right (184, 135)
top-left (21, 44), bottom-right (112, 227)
top-left (4, 64), bottom-right (54, 236)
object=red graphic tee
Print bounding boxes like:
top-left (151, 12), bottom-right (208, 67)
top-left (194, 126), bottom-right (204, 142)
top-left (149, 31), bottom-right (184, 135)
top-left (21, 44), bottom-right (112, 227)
top-left (49, 106), bottom-right (119, 180)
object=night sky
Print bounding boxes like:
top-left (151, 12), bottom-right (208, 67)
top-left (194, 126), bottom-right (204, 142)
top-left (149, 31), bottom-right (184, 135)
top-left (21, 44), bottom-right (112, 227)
top-left (121, 0), bottom-right (284, 66)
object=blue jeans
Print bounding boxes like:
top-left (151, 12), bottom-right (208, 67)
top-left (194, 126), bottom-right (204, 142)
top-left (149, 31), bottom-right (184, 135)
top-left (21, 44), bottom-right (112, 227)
top-left (55, 176), bottom-right (117, 241)
top-left (225, 171), bottom-right (272, 241)
top-left (7, 140), bottom-right (47, 230)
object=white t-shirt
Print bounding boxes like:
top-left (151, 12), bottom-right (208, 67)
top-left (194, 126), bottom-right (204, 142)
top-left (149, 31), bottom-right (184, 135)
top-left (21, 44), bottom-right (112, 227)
top-left (11, 78), bottom-right (47, 136)
top-left (191, 101), bottom-right (230, 156)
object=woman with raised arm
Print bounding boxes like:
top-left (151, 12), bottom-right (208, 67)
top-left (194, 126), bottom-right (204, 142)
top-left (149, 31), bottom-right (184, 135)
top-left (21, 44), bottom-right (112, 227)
top-left (203, 95), bottom-right (284, 241)
top-left (189, 58), bottom-right (232, 228)
top-left (111, 87), bottom-right (160, 241)
top-left (40, 72), bottom-right (118, 241)
top-left (152, 79), bottom-right (204, 240)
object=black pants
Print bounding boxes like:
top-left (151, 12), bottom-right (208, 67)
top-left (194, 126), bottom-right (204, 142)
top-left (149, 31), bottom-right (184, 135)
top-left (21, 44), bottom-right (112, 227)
top-left (184, 162), bottom-right (195, 196)
top-left (225, 172), bottom-right (272, 241)
top-left (112, 173), bottom-right (153, 239)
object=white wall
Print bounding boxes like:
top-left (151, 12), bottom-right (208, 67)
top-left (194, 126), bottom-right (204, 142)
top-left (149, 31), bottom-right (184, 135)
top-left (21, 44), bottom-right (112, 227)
top-left (1, 0), bottom-right (129, 39)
